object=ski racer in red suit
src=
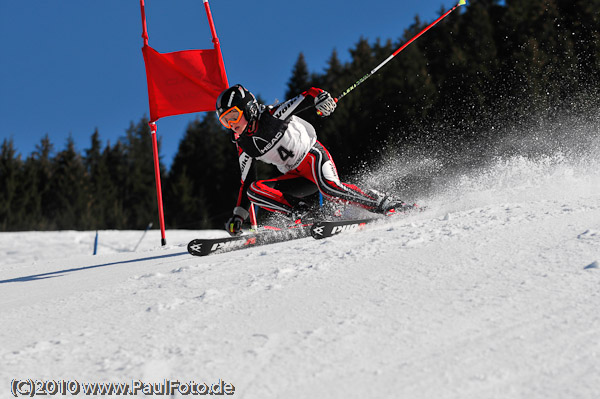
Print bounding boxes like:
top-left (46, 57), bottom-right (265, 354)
top-left (216, 84), bottom-right (408, 236)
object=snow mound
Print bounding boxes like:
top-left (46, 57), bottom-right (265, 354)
top-left (1, 117), bottom-right (600, 398)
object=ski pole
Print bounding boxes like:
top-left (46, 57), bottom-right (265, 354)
top-left (337, 0), bottom-right (466, 101)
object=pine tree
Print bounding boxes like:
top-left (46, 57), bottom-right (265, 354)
top-left (557, 0), bottom-right (600, 97)
top-left (439, 0), bottom-right (502, 145)
top-left (102, 141), bottom-right (129, 229)
top-left (498, 0), bottom-right (574, 114)
top-left (166, 113), bottom-right (239, 229)
top-left (0, 139), bottom-right (22, 230)
top-left (31, 135), bottom-right (55, 229)
top-left (380, 16), bottom-right (439, 147)
top-left (318, 50), bottom-right (351, 155)
top-left (19, 154), bottom-right (43, 230)
top-left (285, 53), bottom-right (310, 100)
top-left (49, 137), bottom-right (90, 229)
top-left (122, 118), bottom-right (162, 229)
top-left (84, 130), bottom-right (118, 229)
top-left (338, 37), bottom-right (377, 171)
top-left (284, 52), bottom-right (325, 130)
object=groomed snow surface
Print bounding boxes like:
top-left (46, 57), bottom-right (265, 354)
top-left (1, 121), bottom-right (599, 398)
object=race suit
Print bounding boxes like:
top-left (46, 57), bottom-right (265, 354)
top-left (233, 87), bottom-right (380, 216)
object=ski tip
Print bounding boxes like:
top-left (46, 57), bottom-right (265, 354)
top-left (458, 0), bottom-right (467, 6)
top-left (187, 239), bottom-right (208, 256)
top-left (310, 222), bottom-right (328, 240)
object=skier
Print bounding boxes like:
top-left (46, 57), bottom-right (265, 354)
top-left (216, 84), bottom-right (409, 236)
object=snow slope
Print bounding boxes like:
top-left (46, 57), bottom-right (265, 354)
top-left (1, 120), bottom-right (599, 398)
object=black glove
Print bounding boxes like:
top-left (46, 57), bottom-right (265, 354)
top-left (314, 91), bottom-right (337, 117)
top-left (225, 215), bottom-right (244, 236)
top-left (225, 206), bottom-right (249, 236)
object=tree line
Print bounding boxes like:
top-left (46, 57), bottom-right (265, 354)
top-left (1, 0), bottom-right (599, 231)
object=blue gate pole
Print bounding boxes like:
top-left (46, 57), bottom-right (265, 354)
top-left (93, 231), bottom-right (99, 255)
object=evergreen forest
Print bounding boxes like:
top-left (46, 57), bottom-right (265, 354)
top-left (1, 0), bottom-right (599, 231)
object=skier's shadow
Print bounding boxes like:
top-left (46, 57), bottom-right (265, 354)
top-left (0, 252), bottom-right (188, 284)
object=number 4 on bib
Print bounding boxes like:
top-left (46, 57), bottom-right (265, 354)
top-left (277, 146), bottom-right (295, 161)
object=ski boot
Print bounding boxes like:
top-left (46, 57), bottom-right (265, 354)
top-left (368, 189), bottom-right (418, 215)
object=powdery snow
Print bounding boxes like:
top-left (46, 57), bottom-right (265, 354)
top-left (1, 127), bottom-right (600, 398)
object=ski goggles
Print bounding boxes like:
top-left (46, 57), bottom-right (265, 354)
top-left (218, 106), bottom-right (243, 129)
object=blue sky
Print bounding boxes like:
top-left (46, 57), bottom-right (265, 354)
top-left (1, 0), bottom-right (465, 169)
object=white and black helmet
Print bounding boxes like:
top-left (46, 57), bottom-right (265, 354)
top-left (215, 84), bottom-right (259, 125)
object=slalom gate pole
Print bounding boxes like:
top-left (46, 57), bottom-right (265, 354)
top-left (337, 0), bottom-right (466, 101)
top-left (203, 0), bottom-right (228, 89)
top-left (140, 0), bottom-right (167, 246)
top-left (204, 0), bottom-right (258, 230)
top-left (93, 231), bottom-right (98, 255)
top-left (149, 122), bottom-right (167, 246)
top-left (140, 0), bottom-right (149, 47)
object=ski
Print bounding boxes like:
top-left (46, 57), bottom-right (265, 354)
top-left (309, 204), bottom-right (426, 239)
top-left (187, 224), bottom-right (312, 256)
top-left (188, 205), bottom-right (426, 255)
top-left (310, 218), bottom-right (378, 239)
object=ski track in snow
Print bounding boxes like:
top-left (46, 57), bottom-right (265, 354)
top-left (1, 145), bottom-right (600, 398)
